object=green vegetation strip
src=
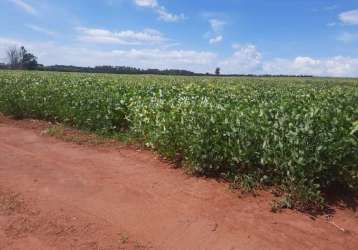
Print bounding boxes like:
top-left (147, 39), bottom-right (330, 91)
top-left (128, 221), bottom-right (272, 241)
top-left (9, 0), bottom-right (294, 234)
top-left (1, 70), bottom-right (358, 209)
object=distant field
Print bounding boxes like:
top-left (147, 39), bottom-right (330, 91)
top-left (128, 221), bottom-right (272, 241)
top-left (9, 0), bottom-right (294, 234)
top-left (1, 70), bottom-right (357, 210)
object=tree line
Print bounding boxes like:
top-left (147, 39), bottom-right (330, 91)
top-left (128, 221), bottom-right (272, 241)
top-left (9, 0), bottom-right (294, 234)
top-left (41, 65), bottom-right (197, 76)
top-left (0, 46), bottom-right (313, 77)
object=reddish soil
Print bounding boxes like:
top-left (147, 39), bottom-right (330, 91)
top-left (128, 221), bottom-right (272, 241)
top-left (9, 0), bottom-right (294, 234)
top-left (0, 116), bottom-right (357, 250)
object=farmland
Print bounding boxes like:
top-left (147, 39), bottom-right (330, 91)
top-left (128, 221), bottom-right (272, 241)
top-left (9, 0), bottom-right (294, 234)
top-left (1, 70), bottom-right (358, 209)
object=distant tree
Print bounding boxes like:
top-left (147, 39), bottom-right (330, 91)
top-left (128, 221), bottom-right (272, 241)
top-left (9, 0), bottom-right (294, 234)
top-left (19, 46), bottom-right (38, 70)
top-left (215, 67), bottom-right (221, 76)
top-left (5, 46), bottom-right (38, 70)
top-left (6, 46), bottom-right (21, 68)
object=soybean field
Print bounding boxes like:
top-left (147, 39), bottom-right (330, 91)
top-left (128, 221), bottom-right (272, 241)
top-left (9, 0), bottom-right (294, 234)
top-left (1, 70), bottom-right (358, 209)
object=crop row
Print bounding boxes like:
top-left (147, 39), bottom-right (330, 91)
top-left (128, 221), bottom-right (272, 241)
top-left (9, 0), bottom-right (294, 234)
top-left (1, 70), bottom-right (358, 209)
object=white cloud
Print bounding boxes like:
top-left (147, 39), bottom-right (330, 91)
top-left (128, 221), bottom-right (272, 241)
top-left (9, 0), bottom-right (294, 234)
top-left (76, 27), bottom-right (168, 45)
top-left (0, 37), bottom-right (216, 72)
top-left (207, 18), bottom-right (226, 45)
top-left (337, 32), bottom-right (358, 43)
top-left (209, 35), bottom-right (223, 44)
top-left (134, 0), bottom-right (157, 7)
top-left (2, 36), bottom-right (358, 77)
top-left (110, 49), bottom-right (216, 65)
top-left (209, 19), bottom-right (226, 33)
top-left (0, 38), bottom-right (20, 48)
top-left (325, 5), bottom-right (338, 11)
top-left (218, 43), bottom-right (358, 77)
top-left (26, 25), bottom-right (57, 37)
top-left (133, 0), bottom-right (184, 22)
top-left (219, 44), bottom-right (262, 74)
top-left (263, 56), bottom-right (358, 77)
top-left (8, 0), bottom-right (36, 15)
top-left (339, 9), bottom-right (358, 25)
top-left (156, 7), bottom-right (185, 22)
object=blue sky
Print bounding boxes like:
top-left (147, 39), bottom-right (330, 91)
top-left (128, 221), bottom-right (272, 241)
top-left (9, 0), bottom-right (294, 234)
top-left (1, 0), bottom-right (358, 76)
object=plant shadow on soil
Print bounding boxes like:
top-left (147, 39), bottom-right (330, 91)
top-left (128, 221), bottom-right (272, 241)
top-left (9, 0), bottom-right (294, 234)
top-left (1, 114), bottom-right (357, 218)
top-left (298, 186), bottom-right (358, 219)
top-left (324, 187), bottom-right (358, 214)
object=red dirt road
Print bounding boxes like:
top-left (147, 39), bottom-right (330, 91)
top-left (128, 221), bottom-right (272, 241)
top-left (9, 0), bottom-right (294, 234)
top-left (0, 118), bottom-right (357, 250)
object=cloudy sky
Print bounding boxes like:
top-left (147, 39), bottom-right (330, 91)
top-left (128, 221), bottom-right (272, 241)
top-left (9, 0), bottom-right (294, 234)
top-left (1, 0), bottom-right (358, 76)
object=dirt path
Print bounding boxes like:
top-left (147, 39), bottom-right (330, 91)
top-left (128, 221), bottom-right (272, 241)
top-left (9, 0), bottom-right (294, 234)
top-left (0, 118), bottom-right (357, 250)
